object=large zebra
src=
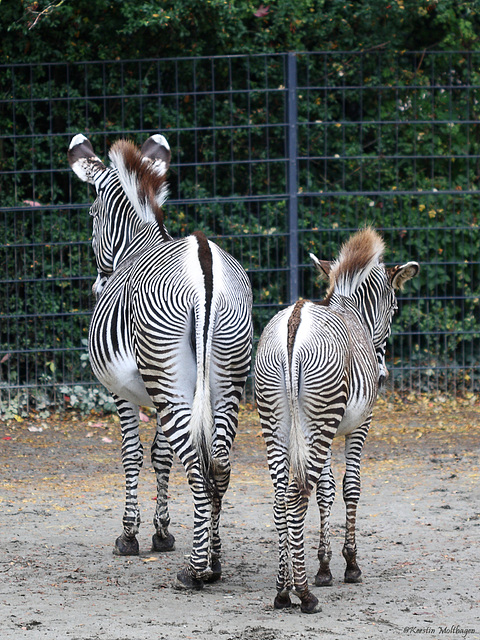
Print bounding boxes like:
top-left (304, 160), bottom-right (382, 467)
top-left (68, 133), bottom-right (253, 589)
top-left (255, 228), bottom-right (418, 613)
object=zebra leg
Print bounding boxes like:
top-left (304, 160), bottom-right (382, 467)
top-left (208, 421), bottom-right (236, 583)
top-left (342, 418), bottom-right (371, 583)
top-left (207, 363), bottom-right (249, 583)
top-left (175, 463), bottom-right (213, 590)
top-left (113, 397), bottom-right (143, 556)
top-left (261, 418), bottom-right (293, 609)
top-left (285, 479), bottom-right (321, 614)
top-left (314, 449), bottom-right (336, 586)
top-left (151, 413), bottom-right (175, 552)
top-left (155, 410), bottom-right (213, 589)
top-left (207, 455), bottom-right (230, 583)
top-left (272, 475), bottom-right (292, 609)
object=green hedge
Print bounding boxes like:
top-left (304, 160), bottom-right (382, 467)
top-left (2, 2), bottom-right (480, 411)
top-left (2, 1), bottom-right (479, 63)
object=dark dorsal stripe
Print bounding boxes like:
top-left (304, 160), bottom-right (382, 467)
top-left (287, 299), bottom-right (307, 373)
top-left (192, 231), bottom-right (213, 365)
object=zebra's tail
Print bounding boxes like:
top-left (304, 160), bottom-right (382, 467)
top-left (285, 301), bottom-right (310, 496)
top-left (188, 232), bottom-right (218, 499)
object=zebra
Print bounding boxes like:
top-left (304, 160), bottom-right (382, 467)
top-left (254, 228), bottom-right (419, 613)
top-left (68, 133), bottom-right (253, 589)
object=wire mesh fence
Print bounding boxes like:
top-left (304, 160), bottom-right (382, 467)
top-left (1, 51), bottom-right (480, 415)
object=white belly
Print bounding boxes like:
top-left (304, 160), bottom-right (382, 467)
top-left (96, 354), bottom-right (154, 408)
top-left (335, 396), bottom-right (372, 438)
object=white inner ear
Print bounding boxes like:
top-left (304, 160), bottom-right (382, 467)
top-left (70, 158), bottom-right (97, 184)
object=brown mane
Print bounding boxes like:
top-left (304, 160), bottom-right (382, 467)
top-left (109, 139), bottom-right (169, 240)
top-left (327, 228), bottom-right (385, 297)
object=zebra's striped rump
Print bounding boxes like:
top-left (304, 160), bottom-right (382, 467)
top-left (255, 227), bottom-right (418, 613)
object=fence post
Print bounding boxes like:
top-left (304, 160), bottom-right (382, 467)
top-left (287, 51), bottom-right (299, 304)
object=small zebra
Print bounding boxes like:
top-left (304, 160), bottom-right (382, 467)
top-left (68, 134), bottom-right (253, 589)
top-left (255, 228), bottom-right (418, 613)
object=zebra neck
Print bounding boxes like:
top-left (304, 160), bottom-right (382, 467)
top-left (329, 293), bottom-right (374, 339)
top-left (112, 222), bottom-right (169, 270)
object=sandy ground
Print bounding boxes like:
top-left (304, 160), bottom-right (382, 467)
top-left (1, 398), bottom-right (479, 640)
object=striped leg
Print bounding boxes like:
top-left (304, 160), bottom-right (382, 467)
top-left (270, 448), bottom-right (292, 609)
top-left (157, 408), bottom-right (214, 589)
top-left (151, 413), bottom-right (175, 552)
top-left (208, 413), bottom-right (235, 583)
top-left (314, 448), bottom-right (336, 586)
top-left (113, 396), bottom-right (143, 556)
top-left (208, 329), bottom-right (251, 581)
top-left (285, 478), bottom-right (320, 614)
top-left (208, 455), bottom-right (230, 583)
top-left (342, 417), bottom-right (371, 583)
top-left (286, 423), bottom-right (341, 614)
top-left (257, 391), bottom-right (293, 609)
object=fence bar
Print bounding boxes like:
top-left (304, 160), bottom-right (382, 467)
top-left (287, 51), bottom-right (299, 304)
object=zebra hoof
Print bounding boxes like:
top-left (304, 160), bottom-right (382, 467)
top-left (113, 534), bottom-right (139, 556)
top-left (274, 591), bottom-right (292, 609)
top-left (174, 567), bottom-right (204, 591)
top-left (344, 568), bottom-right (362, 584)
top-left (152, 532), bottom-right (176, 552)
top-left (315, 569), bottom-right (333, 587)
top-left (204, 556), bottom-right (222, 583)
top-left (300, 591), bottom-right (321, 614)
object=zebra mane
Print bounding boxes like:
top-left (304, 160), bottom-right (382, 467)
top-left (108, 139), bottom-right (169, 234)
top-left (329, 227), bottom-right (385, 297)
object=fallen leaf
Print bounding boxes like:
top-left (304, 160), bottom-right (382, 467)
top-left (254, 4), bottom-right (270, 17)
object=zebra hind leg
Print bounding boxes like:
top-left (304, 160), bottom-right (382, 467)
top-left (174, 462), bottom-right (213, 591)
top-left (205, 450), bottom-right (232, 584)
top-left (272, 482), bottom-right (293, 609)
top-left (151, 415), bottom-right (175, 552)
top-left (285, 480), bottom-right (321, 614)
top-left (314, 449), bottom-right (335, 587)
top-left (113, 397), bottom-right (143, 556)
top-left (342, 421), bottom-right (371, 583)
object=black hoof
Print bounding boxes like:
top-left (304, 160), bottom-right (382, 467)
top-left (344, 567), bottom-right (362, 583)
top-left (113, 534), bottom-right (139, 556)
top-left (300, 591), bottom-right (321, 614)
top-left (152, 532), bottom-right (176, 552)
top-left (274, 591), bottom-right (292, 609)
top-left (174, 567), bottom-right (204, 591)
top-left (204, 556), bottom-right (222, 584)
top-left (315, 569), bottom-right (333, 587)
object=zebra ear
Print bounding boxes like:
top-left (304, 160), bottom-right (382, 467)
top-left (140, 134), bottom-right (171, 177)
top-left (68, 134), bottom-right (106, 184)
top-left (309, 253), bottom-right (332, 281)
top-left (390, 261), bottom-right (420, 290)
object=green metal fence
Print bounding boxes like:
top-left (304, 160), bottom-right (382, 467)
top-left (1, 51), bottom-right (480, 415)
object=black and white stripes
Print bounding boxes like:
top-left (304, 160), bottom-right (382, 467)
top-left (68, 134), bottom-right (253, 587)
top-left (255, 228), bottom-right (418, 613)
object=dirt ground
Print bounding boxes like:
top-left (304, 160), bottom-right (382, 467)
top-left (1, 397), bottom-right (479, 640)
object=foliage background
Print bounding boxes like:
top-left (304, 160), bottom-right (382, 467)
top-left (2, 1), bottom-right (480, 62)
top-left (1, 1), bottom-right (480, 414)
